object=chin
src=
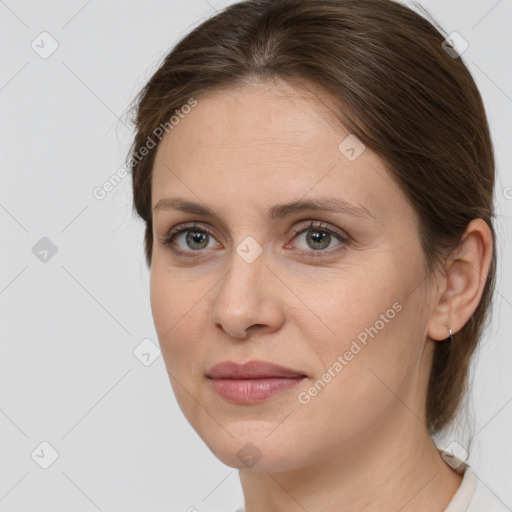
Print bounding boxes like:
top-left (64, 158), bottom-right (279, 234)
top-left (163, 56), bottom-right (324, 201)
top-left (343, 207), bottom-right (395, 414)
top-left (195, 422), bottom-right (311, 473)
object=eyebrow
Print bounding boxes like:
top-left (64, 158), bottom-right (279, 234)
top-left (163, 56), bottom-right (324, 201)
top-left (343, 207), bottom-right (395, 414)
top-left (153, 197), bottom-right (377, 221)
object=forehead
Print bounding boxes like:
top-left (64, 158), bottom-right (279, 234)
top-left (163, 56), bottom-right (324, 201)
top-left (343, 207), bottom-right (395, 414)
top-left (156, 80), bottom-right (345, 162)
top-left (150, 80), bottom-right (413, 227)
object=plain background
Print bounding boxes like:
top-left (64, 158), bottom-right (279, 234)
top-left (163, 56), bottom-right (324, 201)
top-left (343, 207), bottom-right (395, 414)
top-left (1, 1), bottom-right (511, 510)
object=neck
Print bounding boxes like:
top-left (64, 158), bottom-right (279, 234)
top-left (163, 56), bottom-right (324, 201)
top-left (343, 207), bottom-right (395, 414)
top-left (238, 409), bottom-right (463, 512)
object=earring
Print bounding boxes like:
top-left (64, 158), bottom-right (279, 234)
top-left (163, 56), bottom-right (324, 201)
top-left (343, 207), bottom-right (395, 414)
top-left (448, 326), bottom-right (454, 342)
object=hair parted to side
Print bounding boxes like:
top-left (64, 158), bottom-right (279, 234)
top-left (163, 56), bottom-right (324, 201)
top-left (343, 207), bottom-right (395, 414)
top-left (126, 0), bottom-right (497, 435)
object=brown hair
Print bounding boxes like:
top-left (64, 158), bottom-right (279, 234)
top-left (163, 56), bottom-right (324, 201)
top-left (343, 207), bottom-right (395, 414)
top-left (126, 0), bottom-right (497, 435)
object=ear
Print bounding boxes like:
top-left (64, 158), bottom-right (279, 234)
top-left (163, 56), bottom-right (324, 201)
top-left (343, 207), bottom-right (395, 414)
top-left (428, 218), bottom-right (493, 341)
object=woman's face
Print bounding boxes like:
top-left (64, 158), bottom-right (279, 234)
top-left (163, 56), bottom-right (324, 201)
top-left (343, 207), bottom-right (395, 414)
top-left (150, 79), bottom-right (436, 472)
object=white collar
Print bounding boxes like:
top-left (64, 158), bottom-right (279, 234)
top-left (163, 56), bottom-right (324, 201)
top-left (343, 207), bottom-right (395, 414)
top-left (444, 456), bottom-right (510, 511)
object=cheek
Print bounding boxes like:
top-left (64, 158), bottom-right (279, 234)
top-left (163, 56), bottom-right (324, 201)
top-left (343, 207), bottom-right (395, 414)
top-left (149, 268), bottom-right (206, 372)
top-left (297, 270), bottom-right (419, 418)
top-left (150, 269), bottom-right (211, 424)
top-left (305, 272), bottom-right (401, 356)
top-left (296, 312), bottom-right (418, 450)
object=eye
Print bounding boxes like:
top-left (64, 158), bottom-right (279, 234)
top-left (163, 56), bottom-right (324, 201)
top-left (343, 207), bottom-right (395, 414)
top-left (159, 220), bottom-right (350, 259)
top-left (287, 221), bottom-right (350, 258)
top-left (161, 223), bottom-right (220, 258)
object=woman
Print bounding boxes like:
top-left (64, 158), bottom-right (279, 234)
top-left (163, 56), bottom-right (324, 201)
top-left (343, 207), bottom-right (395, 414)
top-left (126, 0), bottom-right (509, 510)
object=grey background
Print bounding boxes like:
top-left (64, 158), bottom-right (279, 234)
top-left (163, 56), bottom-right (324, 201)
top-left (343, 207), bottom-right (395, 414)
top-left (1, 1), bottom-right (511, 510)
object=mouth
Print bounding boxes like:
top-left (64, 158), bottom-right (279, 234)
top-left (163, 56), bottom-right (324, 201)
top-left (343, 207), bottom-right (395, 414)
top-left (206, 360), bottom-right (307, 404)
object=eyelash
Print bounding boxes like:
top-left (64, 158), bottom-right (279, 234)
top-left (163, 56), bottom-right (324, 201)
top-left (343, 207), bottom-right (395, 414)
top-left (161, 221), bottom-right (351, 259)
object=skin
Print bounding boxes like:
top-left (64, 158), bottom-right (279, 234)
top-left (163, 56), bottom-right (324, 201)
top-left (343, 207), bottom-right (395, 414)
top-left (149, 78), bottom-right (493, 512)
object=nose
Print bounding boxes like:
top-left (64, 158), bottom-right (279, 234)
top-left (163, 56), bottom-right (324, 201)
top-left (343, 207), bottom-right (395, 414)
top-left (210, 247), bottom-right (285, 340)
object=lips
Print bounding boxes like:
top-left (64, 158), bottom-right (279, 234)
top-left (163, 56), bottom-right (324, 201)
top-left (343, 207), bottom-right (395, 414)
top-left (207, 360), bottom-right (307, 379)
top-left (206, 360), bottom-right (307, 404)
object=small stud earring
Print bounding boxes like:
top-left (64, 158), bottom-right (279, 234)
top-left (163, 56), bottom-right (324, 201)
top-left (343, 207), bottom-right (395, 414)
top-left (448, 326), bottom-right (454, 342)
